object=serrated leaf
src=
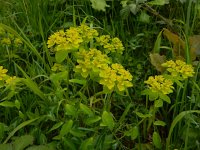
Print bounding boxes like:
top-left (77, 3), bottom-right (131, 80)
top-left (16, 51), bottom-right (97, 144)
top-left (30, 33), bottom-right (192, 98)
top-left (80, 103), bottom-right (94, 116)
top-left (90, 0), bottom-right (109, 12)
top-left (154, 99), bottom-right (163, 108)
top-left (153, 131), bottom-right (162, 149)
top-left (55, 50), bottom-right (68, 63)
top-left (154, 120), bottom-right (166, 126)
top-left (60, 120), bottom-right (73, 137)
top-left (101, 111), bottom-right (115, 130)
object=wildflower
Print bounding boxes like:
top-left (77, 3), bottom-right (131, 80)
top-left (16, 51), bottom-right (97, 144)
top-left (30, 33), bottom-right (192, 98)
top-left (6, 76), bottom-right (17, 85)
top-left (51, 63), bottom-right (65, 72)
top-left (111, 37), bottom-right (124, 54)
top-left (144, 75), bottom-right (174, 95)
top-left (162, 60), bottom-right (195, 79)
top-left (0, 66), bottom-right (8, 80)
top-left (1, 38), bottom-right (11, 45)
top-left (14, 38), bottom-right (23, 46)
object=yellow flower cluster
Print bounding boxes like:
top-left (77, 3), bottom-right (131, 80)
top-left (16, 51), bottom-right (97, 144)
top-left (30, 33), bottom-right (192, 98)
top-left (96, 35), bottom-right (124, 54)
top-left (99, 64), bottom-right (133, 91)
top-left (0, 66), bottom-right (8, 80)
top-left (75, 48), bottom-right (110, 78)
top-left (0, 66), bottom-right (17, 86)
top-left (0, 28), bottom-right (23, 47)
top-left (144, 75), bottom-right (174, 95)
top-left (51, 63), bottom-right (65, 72)
top-left (47, 24), bottom-right (98, 52)
top-left (161, 60), bottom-right (195, 79)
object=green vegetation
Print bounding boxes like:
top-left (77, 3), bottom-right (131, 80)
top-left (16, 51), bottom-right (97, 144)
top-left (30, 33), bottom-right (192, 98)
top-left (0, 0), bottom-right (200, 149)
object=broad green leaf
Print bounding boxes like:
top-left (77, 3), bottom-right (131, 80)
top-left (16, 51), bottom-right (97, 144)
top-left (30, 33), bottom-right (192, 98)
top-left (85, 116), bottom-right (101, 125)
top-left (153, 131), bottom-right (162, 149)
top-left (13, 135), bottom-right (34, 150)
top-left (148, 0), bottom-right (169, 5)
top-left (101, 111), bottom-right (115, 130)
top-left (0, 101), bottom-right (16, 107)
top-left (90, 0), bottom-right (109, 12)
top-left (0, 144), bottom-right (12, 150)
top-left (55, 50), bottom-right (68, 63)
top-left (159, 94), bottom-right (171, 104)
top-left (80, 103), bottom-right (94, 116)
top-left (26, 145), bottom-right (54, 150)
top-left (154, 120), bottom-right (166, 126)
top-left (129, 4), bottom-right (137, 15)
top-left (79, 137), bottom-right (94, 150)
top-left (69, 79), bottom-right (86, 85)
top-left (135, 112), bottom-right (152, 118)
top-left (60, 120), bottom-right (73, 137)
top-left (62, 137), bottom-right (76, 150)
top-left (65, 104), bottom-right (76, 116)
top-left (15, 100), bottom-right (20, 109)
top-left (124, 126), bottom-right (139, 140)
top-left (70, 128), bottom-right (86, 137)
top-left (154, 99), bottom-right (163, 108)
top-left (139, 11), bottom-right (150, 23)
top-left (50, 71), bottom-right (68, 83)
top-left (48, 122), bottom-right (64, 133)
top-left (149, 91), bottom-right (159, 101)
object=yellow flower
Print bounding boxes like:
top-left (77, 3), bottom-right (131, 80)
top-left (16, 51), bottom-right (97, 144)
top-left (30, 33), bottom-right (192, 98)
top-left (14, 38), bottom-right (23, 46)
top-left (78, 24), bottom-right (99, 41)
top-left (51, 63), bottom-right (65, 72)
top-left (0, 66), bottom-right (8, 80)
top-left (1, 38), bottom-right (11, 45)
top-left (111, 37), bottom-right (124, 54)
top-left (6, 76), bottom-right (17, 85)
top-left (144, 75), bottom-right (174, 95)
top-left (162, 60), bottom-right (195, 79)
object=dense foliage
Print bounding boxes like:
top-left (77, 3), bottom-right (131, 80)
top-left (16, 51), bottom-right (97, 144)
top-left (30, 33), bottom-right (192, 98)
top-left (0, 0), bottom-right (200, 149)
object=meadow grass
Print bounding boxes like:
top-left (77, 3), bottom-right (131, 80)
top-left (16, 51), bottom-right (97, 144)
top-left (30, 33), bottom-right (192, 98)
top-left (0, 0), bottom-right (200, 150)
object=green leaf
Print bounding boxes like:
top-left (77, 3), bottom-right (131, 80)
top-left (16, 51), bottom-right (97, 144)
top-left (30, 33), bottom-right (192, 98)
top-left (69, 79), bottom-right (86, 85)
top-left (79, 137), bottom-right (94, 150)
top-left (135, 112), bottom-right (152, 118)
top-left (101, 111), bottom-right (115, 130)
top-left (85, 115), bottom-right (101, 125)
top-left (154, 120), bottom-right (166, 126)
top-left (139, 11), bottom-right (150, 23)
top-left (65, 104), bottom-right (76, 116)
top-left (26, 145), bottom-right (54, 150)
top-left (153, 131), bottom-right (162, 149)
top-left (90, 0), bottom-right (109, 12)
top-left (15, 100), bottom-right (20, 109)
top-left (60, 120), bottom-right (73, 137)
top-left (159, 93), bottom-right (171, 104)
top-left (48, 122), bottom-right (64, 133)
top-left (62, 137), bottom-right (76, 150)
top-left (80, 103), bottom-right (94, 116)
top-left (148, 0), bottom-right (169, 5)
top-left (3, 118), bottom-right (39, 144)
top-left (124, 126), bottom-right (139, 140)
top-left (55, 50), bottom-right (68, 63)
top-left (154, 99), bottom-right (163, 108)
top-left (0, 144), bottom-right (12, 150)
top-left (0, 101), bottom-right (16, 107)
top-left (70, 128), bottom-right (86, 137)
top-left (50, 71), bottom-right (68, 83)
top-left (129, 4), bottom-right (137, 15)
top-left (13, 135), bottom-right (34, 150)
